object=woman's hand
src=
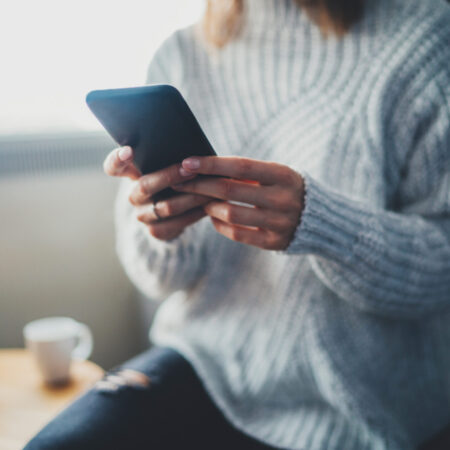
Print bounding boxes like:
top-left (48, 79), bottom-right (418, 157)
top-left (173, 156), bottom-right (305, 251)
top-left (103, 145), bottom-right (142, 180)
top-left (103, 146), bottom-right (213, 241)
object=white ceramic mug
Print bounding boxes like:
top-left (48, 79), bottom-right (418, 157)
top-left (23, 317), bottom-right (93, 385)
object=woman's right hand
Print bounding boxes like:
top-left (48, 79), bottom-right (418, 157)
top-left (103, 146), bottom-right (212, 241)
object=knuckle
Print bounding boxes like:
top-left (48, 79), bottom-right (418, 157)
top-left (194, 196), bottom-right (209, 208)
top-left (148, 225), bottom-right (168, 240)
top-left (266, 216), bottom-right (284, 232)
top-left (224, 204), bottom-right (236, 222)
top-left (137, 179), bottom-right (148, 198)
top-left (157, 201), bottom-right (172, 218)
top-left (277, 164), bottom-right (291, 178)
top-left (113, 149), bottom-right (125, 169)
top-left (274, 191), bottom-right (292, 210)
top-left (190, 179), bottom-right (200, 192)
top-left (286, 168), bottom-right (303, 190)
top-left (162, 169), bottom-right (172, 187)
top-left (220, 179), bottom-right (234, 198)
top-left (163, 166), bottom-right (178, 187)
top-left (287, 170), bottom-right (301, 187)
top-left (263, 232), bottom-right (281, 250)
top-left (180, 179), bottom-right (197, 193)
top-left (265, 190), bottom-right (279, 207)
top-left (236, 158), bottom-right (252, 178)
top-left (286, 194), bottom-right (302, 215)
top-left (278, 214), bottom-right (294, 231)
top-left (284, 216), bottom-right (296, 231)
top-left (204, 158), bottom-right (213, 173)
top-left (230, 227), bottom-right (242, 241)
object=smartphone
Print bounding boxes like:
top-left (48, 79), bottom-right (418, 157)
top-left (86, 84), bottom-right (217, 201)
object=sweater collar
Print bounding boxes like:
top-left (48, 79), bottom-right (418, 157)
top-left (242, 0), bottom-right (309, 31)
top-left (242, 0), bottom-right (394, 34)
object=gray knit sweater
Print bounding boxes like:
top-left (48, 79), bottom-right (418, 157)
top-left (114, 0), bottom-right (450, 448)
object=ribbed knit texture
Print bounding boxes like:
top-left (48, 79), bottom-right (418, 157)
top-left (114, 0), bottom-right (450, 448)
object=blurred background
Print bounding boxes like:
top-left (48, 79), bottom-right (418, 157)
top-left (0, 0), bottom-right (204, 369)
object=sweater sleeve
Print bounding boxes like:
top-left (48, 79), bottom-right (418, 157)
top-left (283, 78), bottom-right (450, 320)
top-left (114, 30), bottom-right (210, 302)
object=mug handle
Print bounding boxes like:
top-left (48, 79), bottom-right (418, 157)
top-left (72, 322), bottom-right (93, 361)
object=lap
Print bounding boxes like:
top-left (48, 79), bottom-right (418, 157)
top-left (24, 346), bottom-right (274, 450)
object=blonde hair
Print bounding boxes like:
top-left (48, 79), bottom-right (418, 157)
top-left (203, 0), bottom-right (365, 47)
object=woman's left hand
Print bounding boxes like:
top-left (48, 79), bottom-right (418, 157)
top-left (173, 156), bottom-right (305, 251)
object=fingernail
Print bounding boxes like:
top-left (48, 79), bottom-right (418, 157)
top-left (118, 146), bottom-right (132, 161)
top-left (182, 157), bottom-right (200, 170)
top-left (179, 167), bottom-right (192, 177)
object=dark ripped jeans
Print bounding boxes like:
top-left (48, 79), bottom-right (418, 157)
top-left (24, 346), bottom-right (279, 450)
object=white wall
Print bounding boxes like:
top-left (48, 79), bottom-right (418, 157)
top-left (0, 169), bottom-right (156, 369)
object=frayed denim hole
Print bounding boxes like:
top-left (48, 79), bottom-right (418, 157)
top-left (94, 369), bottom-right (152, 395)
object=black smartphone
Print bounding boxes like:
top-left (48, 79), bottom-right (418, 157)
top-left (86, 84), bottom-right (217, 201)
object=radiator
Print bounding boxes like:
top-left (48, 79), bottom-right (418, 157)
top-left (0, 131), bottom-right (115, 177)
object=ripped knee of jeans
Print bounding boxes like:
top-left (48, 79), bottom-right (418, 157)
top-left (94, 369), bottom-right (151, 394)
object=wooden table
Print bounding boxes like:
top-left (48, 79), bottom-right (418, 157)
top-left (0, 348), bottom-right (103, 450)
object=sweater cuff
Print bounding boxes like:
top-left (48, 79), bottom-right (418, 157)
top-left (283, 173), bottom-right (370, 261)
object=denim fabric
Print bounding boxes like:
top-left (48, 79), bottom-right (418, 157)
top-left (24, 346), bottom-right (278, 450)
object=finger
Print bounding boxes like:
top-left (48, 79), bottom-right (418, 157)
top-left (129, 164), bottom-right (197, 206)
top-left (147, 208), bottom-right (207, 241)
top-left (154, 194), bottom-right (213, 220)
top-left (210, 217), bottom-right (283, 250)
top-left (120, 165), bottom-right (142, 180)
top-left (204, 201), bottom-right (292, 232)
top-left (173, 177), bottom-right (276, 209)
top-left (135, 194), bottom-right (212, 224)
top-left (103, 146), bottom-right (141, 180)
top-left (180, 156), bottom-right (294, 186)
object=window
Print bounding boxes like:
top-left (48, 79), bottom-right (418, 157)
top-left (0, 0), bottom-right (204, 136)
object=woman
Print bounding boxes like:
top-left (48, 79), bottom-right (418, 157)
top-left (26, 0), bottom-right (450, 449)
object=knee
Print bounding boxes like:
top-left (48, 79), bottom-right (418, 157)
top-left (23, 369), bottom-right (152, 450)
